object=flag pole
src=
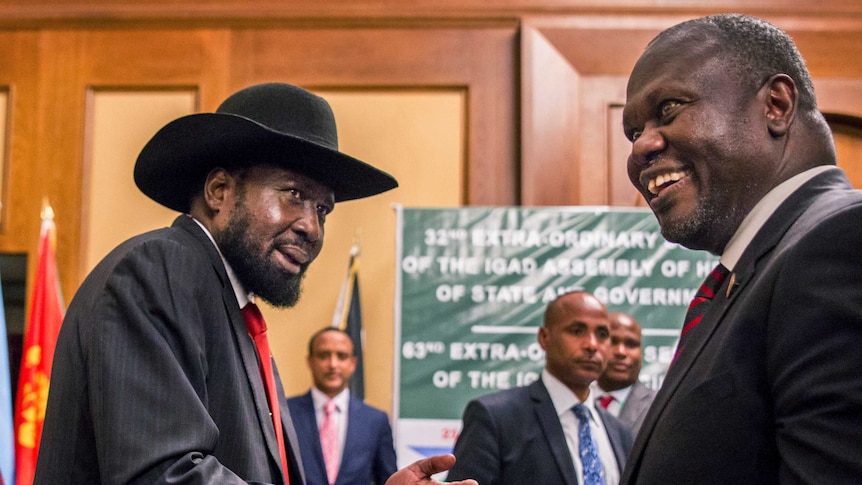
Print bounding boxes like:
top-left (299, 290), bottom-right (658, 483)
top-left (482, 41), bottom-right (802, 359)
top-left (331, 229), bottom-right (365, 399)
top-left (14, 201), bottom-right (65, 485)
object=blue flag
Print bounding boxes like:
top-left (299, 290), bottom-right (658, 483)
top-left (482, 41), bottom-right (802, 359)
top-left (0, 272), bottom-right (14, 485)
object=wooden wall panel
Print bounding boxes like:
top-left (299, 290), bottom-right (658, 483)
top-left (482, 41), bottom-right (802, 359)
top-left (521, 25), bottom-right (580, 206)
top-left (0, 33), bottom-right (40, 252)
top-left (1, 0), bottom-right (861, 27)
top-left (833, 124), bottom-right (862, 188)
top-left (521, 17), bottom-right (662, 206)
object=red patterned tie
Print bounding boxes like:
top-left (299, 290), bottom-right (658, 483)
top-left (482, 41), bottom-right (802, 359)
top-left (674, 264), bottom-right (730, 361)
top-left (243, 302), bottom-right (290, 483)
top-left (320, 399), bottom-right (339, 485)
top-left (598, 394), bottom-right (615, 409)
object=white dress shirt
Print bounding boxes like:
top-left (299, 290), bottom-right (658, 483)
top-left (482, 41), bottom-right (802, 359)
top-left (189, 215), bottom-right (250, 307)
top-left (593, 382), bottom-right (633, 418)
top-left (721, 166), bottom-right (836, 269)
top-left (543, 370), bottom-right (620, 485)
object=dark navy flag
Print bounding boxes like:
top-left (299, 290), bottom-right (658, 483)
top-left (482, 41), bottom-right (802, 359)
top-left (332, 243), bottom-right (365, 400)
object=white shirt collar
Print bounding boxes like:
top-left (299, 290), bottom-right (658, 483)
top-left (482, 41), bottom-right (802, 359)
top-left (594, 382), bottom-right (632, 403)
top-left (721, 166), bottom-right (836, 270)
top-left (542, 369), bottom-right (599, 422)
top-left (311, 386), bottom-right (350, 412)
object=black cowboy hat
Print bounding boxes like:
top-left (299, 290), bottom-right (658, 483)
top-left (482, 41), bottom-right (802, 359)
top-left (134, 82), bottom-right (398, 213)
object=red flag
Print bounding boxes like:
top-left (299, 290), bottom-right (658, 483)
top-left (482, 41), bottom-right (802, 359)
top-left (14, 206), bottom-right (64, 485)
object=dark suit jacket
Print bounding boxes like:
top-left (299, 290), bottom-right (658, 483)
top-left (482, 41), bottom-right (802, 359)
top-left (287, 391), bottom-right (397, 485)
top-left (35, 215), bottom-right (306, 484)
top-left (621, 169), bottom-right (862, 484)
top-left (447, 378), bottom-right (632, 485)
top-left (615, 381), bottom-right (656, 438)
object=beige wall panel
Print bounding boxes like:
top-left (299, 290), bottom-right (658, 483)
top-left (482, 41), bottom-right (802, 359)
top-left (85, 91), bottom-right (196, 272)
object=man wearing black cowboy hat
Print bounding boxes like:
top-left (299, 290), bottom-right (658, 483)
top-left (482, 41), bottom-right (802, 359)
top-left (35, 83), bottom-right (475, 485)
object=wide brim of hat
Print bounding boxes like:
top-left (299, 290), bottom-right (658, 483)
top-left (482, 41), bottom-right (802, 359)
top-left (134, 112), bottom-right (398, 213)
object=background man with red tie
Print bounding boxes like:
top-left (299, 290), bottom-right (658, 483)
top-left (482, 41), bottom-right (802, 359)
top-left (620, 13), bottom-right (862, 484)
top-left (34, 82), bottom-right (476, 485)
top-left (594, 313), bottom-right (656, 439)
top-left (288, 328), bottom-right (397, 485)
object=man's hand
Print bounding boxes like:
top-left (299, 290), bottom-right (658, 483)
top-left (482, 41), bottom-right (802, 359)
top-left (384, 454), bottom-right (477, 485)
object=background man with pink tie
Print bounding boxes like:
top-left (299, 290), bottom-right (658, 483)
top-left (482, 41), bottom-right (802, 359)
top-left (288, 327), bottom-right (397, 485)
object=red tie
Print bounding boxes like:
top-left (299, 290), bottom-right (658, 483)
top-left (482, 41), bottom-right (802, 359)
top-left (598, 394), bottom-right (615, 409)
top-left (243, 302), bottom-right (290, 483)
top-left (674, 264), bottom-right (730, 361)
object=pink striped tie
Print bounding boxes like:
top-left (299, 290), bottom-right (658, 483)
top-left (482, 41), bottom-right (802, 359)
top-left (320, 400), bottom-right (339, 485)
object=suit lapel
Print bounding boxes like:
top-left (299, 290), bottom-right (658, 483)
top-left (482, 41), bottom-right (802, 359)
top-left (531, 380), bottom-right (578, 485)
top-left (618, 382), bottom-right (646, 426)
top-left (290, 393), bottom-right (324, 484)
top-left (278, 375), bottom-right (307, 485)
top-left (667, 170), bottom-right (842, 384)
top-left (341, 397), bottom-right (361, 476)
top-left (596, 407), bottom-right (627, 471)
top-left (233, 297), bottom-right (288, 481)
top-left (176, 216), bottom-right (289, 482)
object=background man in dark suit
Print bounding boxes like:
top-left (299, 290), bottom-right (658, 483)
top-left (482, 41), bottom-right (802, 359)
top-left (288, 328), bottom-right (397, 485)
top-left (620, 14), bottom-right (862, 484)
top-left (34, 82), bottom-right (475, 485)
top-left (447, 291), bottom-right (632, 485)
top-left (594, 313), bottom-right (656, 438)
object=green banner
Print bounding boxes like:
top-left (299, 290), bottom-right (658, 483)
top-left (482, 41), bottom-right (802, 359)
top-left (393, 206), bottom-right (716, 464)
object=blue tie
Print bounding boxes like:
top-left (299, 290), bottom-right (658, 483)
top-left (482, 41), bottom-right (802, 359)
top-left (572, 403), bottom-right (605, 485)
